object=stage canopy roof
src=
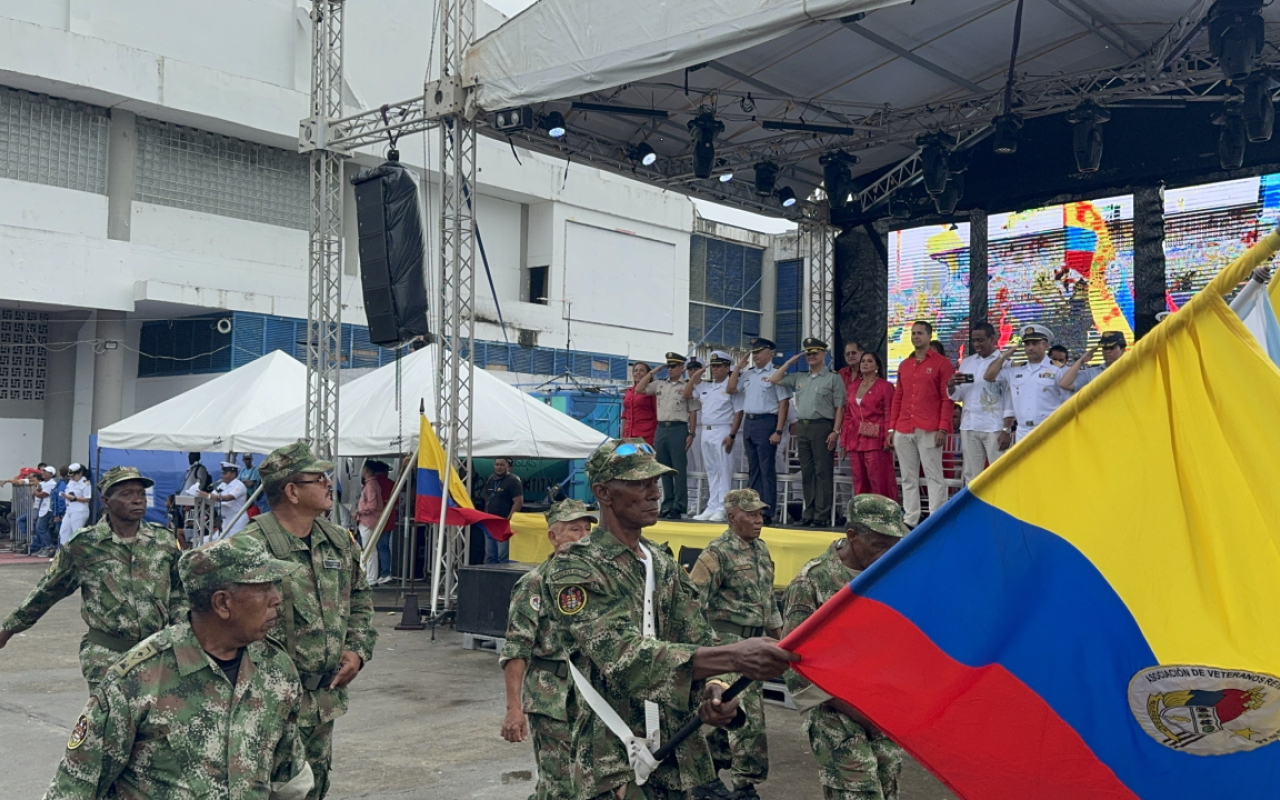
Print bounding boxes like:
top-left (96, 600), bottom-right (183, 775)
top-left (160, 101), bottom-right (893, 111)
top-left (98, 350), bottom-right (306, 451)
top-left (463, 0), bottom-right (1280, 219)
top-left (231, 345), bottom-right (606, 458)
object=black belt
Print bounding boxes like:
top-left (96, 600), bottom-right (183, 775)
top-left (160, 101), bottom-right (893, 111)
top-left (744, 413), bottom-right (777, 420)
top-left (798, 418), bottom-right (834, 425)
top-left (529, 656), bottom-right (568, 678)
top-left (711, 621), bottom-right (764, 639)
top-left (85, 629), bottom-right (141, 652)
top-left (299, 669), bottom-right (340, 692)
top-left (657, 421), bottom-right (688, 428)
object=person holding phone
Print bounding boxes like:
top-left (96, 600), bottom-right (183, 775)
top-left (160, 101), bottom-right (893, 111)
top-left (58, 464), bottom-right (94, 545)
top-left (948, 323), bottom-right (1013, 485)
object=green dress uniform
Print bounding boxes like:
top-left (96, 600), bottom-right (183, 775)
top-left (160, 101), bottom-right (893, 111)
top-left (777, 340), bottom-right (847, 525)
top-left (43, 622), bottom-right (311, 800)
top-left (783, 541), bottom-right (903, 800)
top-left (548, 525), bottom-right (719, 799)
top-left (687, 492), bottom-right (782, 793)
top-left (1, 518), bottom-right (186, 690)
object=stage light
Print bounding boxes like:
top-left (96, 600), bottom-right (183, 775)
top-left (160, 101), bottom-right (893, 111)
top-left (1244, 75), bottom-right (1275, 142)
top-left (628, 142), bottom-right (658, 167)
top-left (541, 111), bottom-right (566, 139)
top-left (933, 173), bottom-right (965, 216)
top-left (991, 113), bottom-right (1024, 155)
top-left (1216, 101), bottom-right (1248, 169)
top-left (754, 161), bottom-right (779, 196)
top-left (688, 110), bottom-right (725, 180)
top-left (918, 133), bottom-right (954, 195)
top-left (1208, 0), bottom-right (1265, 82)
top-left (1067, 102), bottom-right (1110, 173)
top-left (819, 150), bottom-right (857, 211)
top-left (493, 107), bottom-right (533, 132)
top-left (777, 186), bottom-right (798, 207)
top-left (719, 172), bottom-right (734, 183)
top-left (888, 196), bottom-right (913, 220)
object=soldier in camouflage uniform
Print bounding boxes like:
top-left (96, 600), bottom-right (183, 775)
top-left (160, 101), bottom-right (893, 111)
top-left (688, 488), bottom-right (783, 800)
top-left (782, 494), bottom-right (908, 800)
top-left (0, 467), bottom-right (186, 691)
top-left (547, 439), bottom-right (797, 800)
top-left (500, 498), bottom-right (598, 800)
top-left (44, 534), bottom-right (313, 800)
top-left (240, 443), bottom-right (377, 800)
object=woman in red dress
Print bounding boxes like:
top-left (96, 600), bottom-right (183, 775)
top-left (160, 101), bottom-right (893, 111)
top-left (621, 361), bottom-right (658, 444)
top-left (841, 351), bottom-right (898, 501)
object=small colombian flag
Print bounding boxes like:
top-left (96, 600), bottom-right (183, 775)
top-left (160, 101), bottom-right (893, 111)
top-left (414, 414), bottom-right (513, 541)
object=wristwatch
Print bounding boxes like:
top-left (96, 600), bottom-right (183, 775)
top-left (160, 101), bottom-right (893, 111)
top-left (774, 429), bottom-right (784, 435)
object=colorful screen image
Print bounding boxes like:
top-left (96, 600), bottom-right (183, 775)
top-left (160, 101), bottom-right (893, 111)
top-left (1165, 173), bottom-right (1280, 313)
top-left (886, 223), bottom-right (970, 378)
top-left (987, 196), bottom-right (1134, 362)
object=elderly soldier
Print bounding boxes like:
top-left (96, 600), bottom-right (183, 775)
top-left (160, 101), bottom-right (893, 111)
top-left (44, 536), bottom-right (312, 800)
top-left (636, 352), bottom-right (701, 520)
top-left (240, 442), bottom-right (377, 800)
top-left (727, 339), bottom-right (790, 526)
top-left (547, 439), bottom-right (796, 799)
top-left (783, 495), bottom-right (909, 800)
top-left (689, 489), bottom-right (783, 800)
top-left (500, 499), bottom-right (599, 800)
top-left (0, 467), bottom-right (186, 691)
top-left (768, 338), bottom-right (847, 527)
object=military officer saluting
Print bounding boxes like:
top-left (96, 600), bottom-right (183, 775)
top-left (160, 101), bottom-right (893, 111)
top-left (0, 466), bottom-right (186, 691)
top-left (767, 337), bottom-right (846, 526)
top-left (727, 339), bottom-right (791, 526)
top-left (636, 352), bottom-right (701, 519)
top-left (500, 499), bottom-right (599, 800)
top-left (688, 488), bottom-right (783, 800)
top-left (43, 535), bottom-right (313, 800)
top-left (983, 323), bottom-right (1071, 443)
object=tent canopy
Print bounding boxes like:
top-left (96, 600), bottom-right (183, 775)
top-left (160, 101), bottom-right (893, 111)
top-left (231, 346), bottom-right (607, 459)
top-left (98, 350), bottom-right (306, 451)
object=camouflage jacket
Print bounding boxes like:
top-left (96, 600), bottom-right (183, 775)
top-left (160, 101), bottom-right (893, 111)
top-left (2, 519), bottom-right (186, 685)
top-left (241, 513), bottom-right (376, 727)
top-left (688, 529), bottom-right (782, 633)
top-left (547, 525), bottom-right (716, 794)
top-left (44, 622), bottom-right (310, 800)
top-left (499, 560), bottom-right (571, 721)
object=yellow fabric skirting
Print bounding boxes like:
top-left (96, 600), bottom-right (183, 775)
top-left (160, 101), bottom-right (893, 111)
top-left (507, 512), bottom-right (842, 589)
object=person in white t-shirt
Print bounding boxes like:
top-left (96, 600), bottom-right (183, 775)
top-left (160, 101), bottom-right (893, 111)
top-left (32, 466), bottom-right (57, 556)
top-left (58, 463), bottom-right (93, 545)
top-left (200, 462), bottom-right (248, 539)
top-left (947, 322), bottom-right (1014, 485)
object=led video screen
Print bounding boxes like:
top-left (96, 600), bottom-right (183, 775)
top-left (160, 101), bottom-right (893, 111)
top-left (886, 223), bottom-right (970, 379)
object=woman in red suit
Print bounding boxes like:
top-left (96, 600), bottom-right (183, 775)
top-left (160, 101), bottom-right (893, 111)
top-left (841, 351), bottom-right (898, 501)
top-left (621, 361), bottom-right (658, 444)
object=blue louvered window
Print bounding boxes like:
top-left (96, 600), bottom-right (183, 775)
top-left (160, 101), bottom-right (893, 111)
top-left (689, 234), bottom-right (764, 350)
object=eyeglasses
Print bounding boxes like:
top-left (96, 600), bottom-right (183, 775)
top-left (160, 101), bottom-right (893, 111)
top-left (291, 475), bottom-right (331, 487)
top-left (613, 443), bottom-right (655, 457)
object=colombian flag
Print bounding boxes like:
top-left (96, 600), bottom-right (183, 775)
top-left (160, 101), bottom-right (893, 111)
top-left (782, 230), bottom-right (1280, 798)
top-left (413, 415), bottom-right (513, 541)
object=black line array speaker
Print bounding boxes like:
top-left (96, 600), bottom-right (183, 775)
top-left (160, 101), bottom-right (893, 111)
top-left (351, 158), bottom-right (430, 347)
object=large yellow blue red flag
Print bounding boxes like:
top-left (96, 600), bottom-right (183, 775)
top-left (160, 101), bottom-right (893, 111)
top-left (413, 414), bottom-right (512, 541)
top-left (782, 230), bottom-right (1280, 798)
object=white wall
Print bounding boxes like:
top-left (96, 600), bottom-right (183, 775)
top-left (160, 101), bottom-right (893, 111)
top-left (0, 418), bottom-right (42, 501)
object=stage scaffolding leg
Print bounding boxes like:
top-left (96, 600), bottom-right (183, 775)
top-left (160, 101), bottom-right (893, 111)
top-left (802, 217), bottom-right (837, 343)
top-left (430, 0), bottom-right (477, 618)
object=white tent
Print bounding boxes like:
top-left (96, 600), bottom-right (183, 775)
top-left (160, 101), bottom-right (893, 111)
top-left (98, 350), bottom-right (306, 451)
top-left (231, 346), bottom-right (607, 458)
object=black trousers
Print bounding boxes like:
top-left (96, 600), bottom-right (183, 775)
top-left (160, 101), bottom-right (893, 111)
top-left (654, 422), bottom-right (689, 515)
top-left (742, 413), bottom-right (779, 518)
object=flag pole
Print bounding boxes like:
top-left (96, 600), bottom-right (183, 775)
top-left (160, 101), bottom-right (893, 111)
top-left (429, 399), bottom-right (455, 617)
top-left (360, 445), bottom-right (419, 563)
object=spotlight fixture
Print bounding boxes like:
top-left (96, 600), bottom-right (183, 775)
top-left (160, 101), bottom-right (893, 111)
top-left (918, 133), bottom-right (955, 195)
top-left (493, 107), bottom-right (533, 132)
top-left (1215, 101), bottom-right (1248, 169)
top-left (628, 142), bottom-right (658, 167)
top-left (1243, 74), bottom-right (1275, 142)
top-left (819, 150), bottom-right (858, 211)
top-left (777, 186), bottom-right (798, 207)
top-left (688, 110), bottom-right (725, 180)
top-left (991, 113), bottom-right (1024, 155)
top-left (1208, 0), bottom-right (1265, 82)
top-left (888, 196), bottom-right (913, 221)
top-left (715, 158), bottom-right (733, 183)
top-left (753, 161), bottom-right (779, 196)
top-left (1066, 102), bottom-right (1111, 173)
top-left (541, 111), bottom-right (567, 139)
top-left (933, 173), bottom-right (965, 216)
top-left (571, 101), bottom-right (670, 119)
top-left (719, 172), bottom-right (734, 183)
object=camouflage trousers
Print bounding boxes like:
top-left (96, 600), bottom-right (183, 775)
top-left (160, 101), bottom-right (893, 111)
top-left (529, 712), bottom-right (575, 800)
top-left (586, 783), bottom-right (692, 800)
top-left (804, 706), bottom-right (902, 800)
top-left (705, 678), bottom-right (768, 789)
top-left (301, 720), bottom-right (335, 800)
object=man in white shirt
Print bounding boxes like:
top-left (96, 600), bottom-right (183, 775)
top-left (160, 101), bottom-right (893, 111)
top-left (947, 322), bottom-right (1013, 485)
top-left (983, 324), bottom-right (1071, 444)
top-left (685, 351), bottom-right (744, 522)
top-left (201, 462), bottom-right (249, 539)
top-left (33, 466), bottom-right (57, 555)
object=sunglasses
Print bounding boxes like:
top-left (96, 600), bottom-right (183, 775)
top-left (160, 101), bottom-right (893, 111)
top-left (613, 443), bottom-right (656, 457)
top-left (291, 474), bottom-right (332, 487)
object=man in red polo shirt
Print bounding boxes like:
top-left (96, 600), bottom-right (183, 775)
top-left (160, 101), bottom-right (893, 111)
top-left (888, 319), bottom-right (955, 527)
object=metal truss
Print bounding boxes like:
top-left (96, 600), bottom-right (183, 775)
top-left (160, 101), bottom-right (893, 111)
top-left (429, 0), bottom-right (478, 618)
top-left (801, 213), bottom-right (836, 345)
top-left (304, 0), bottom-right (345, 461)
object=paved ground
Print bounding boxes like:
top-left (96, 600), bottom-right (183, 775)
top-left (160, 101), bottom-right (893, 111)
top-left (0, 561), bottom-right (956, 799)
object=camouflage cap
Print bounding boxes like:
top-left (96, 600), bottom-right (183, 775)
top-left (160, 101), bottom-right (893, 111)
top-left (586, 438), bottom-right (676, 485)
top-left (724, 488), bottom-right (769, 512)
top-left (178, 535), bottom-right (297, 595)
top-left (545, 498), bottom-right (598, 525)
top-left (98, 466), bottom-right (154, 496)
top-left (846, 494), bottom-right (910, 539)
top-left (259, 441), bottom-right (336, 488)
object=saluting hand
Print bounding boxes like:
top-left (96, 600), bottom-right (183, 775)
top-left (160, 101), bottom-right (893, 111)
top-left (736, 353), bottom-right (750, 370)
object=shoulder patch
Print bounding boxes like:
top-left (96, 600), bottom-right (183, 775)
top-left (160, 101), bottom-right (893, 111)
top-left (529, 594), bottom-right (541, 612)
top-left (547, 565), bottom-right (595, 585)
top-left (556, 585), bottom-right (588, 615)
top-left (107, 641), bottom-right (159, 680)
top-left (67, 714), bottom-right (90, 750)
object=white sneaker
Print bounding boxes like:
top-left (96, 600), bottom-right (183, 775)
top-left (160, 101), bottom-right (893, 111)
top-left (691, 509), bottom-right (713, 521)
top-left (707, 511), bottom-right (727, 523)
